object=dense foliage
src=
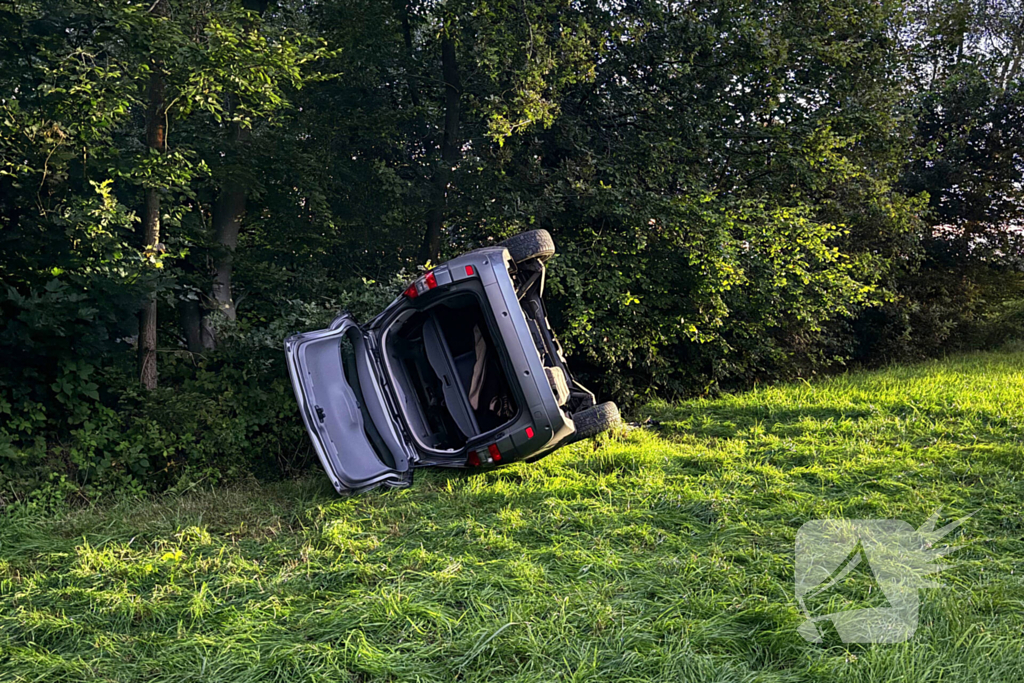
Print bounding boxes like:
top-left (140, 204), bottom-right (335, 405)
top-left (1, 0), bottom-right (1022, 499)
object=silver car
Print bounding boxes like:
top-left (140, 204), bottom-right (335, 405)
top-left (284, 230), bottom-right (620, 494)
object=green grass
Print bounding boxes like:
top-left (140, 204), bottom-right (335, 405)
top-left (3, 348), bottom-right (1024, 682)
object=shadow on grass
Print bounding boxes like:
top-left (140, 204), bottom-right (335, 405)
top-left (640, 403), bottom-right (876, 439)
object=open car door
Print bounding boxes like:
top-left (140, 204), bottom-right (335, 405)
top-left (285, 313), bottom-right (413, 494)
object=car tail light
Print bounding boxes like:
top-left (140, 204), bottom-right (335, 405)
top-left (404, 270), bottom-right (438, 298)
top-left (487, 443), bottom-right (501, 462)
top-left (525, 427), bottom-right (534, 439)
top-left (467, 451), bottom-right (480, 467)
top-left (404, 265), bottom-right (475, 297)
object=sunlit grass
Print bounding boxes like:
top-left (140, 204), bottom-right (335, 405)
top-left (2, 348), bottom-right (1023, 681)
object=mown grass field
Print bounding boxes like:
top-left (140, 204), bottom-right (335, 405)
top-left (3, 348), bottom-right (1024, 682)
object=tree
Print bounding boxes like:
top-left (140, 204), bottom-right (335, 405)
top-left (419, 32), bottom-right (462, 263)
top-left (138, 0), bottom-right (169, 390)
top-left (879, 0), bottom-right (1024, 357)
top-left (445, 0), bottom-right (921, 394)
top-left (902, 0), bottom-right (1024, 236)
top-left (137, 0), bottom-right (329, 361)
top-left (196, 0), bottom-right (304, 351)
top-left (301, 0), bottom-right (596, 266)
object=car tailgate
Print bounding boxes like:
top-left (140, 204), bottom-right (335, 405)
top-left (285, 313), bottom-right (411, 494)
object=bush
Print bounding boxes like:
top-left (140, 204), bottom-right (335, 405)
top-left (1, 278), bottom-right (402, 507)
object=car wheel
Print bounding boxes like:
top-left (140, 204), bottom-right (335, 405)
top-left (572, 401), bottom-right (621, 439)
top-left (500, 229), bottom-right (555, 263)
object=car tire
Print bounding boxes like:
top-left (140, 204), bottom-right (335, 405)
top-left (500, 229), bottom-right (555, 263)
top-left (572, 401), bottom-right (621, 439)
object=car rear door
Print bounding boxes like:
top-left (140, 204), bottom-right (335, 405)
top-left (285, 313), bottom-right (413, 494)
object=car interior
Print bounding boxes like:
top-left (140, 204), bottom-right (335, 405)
top-left (385, 293), bottom-right (519, 452)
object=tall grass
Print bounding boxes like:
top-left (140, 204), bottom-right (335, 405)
top-left (2, 348), bottom-right (1023, 682)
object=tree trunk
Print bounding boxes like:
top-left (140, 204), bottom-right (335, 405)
top-left (179, 298), bottom-right (204, 353)
top-left (210, 181), bottom-right (246, 325)
top-left (138, 16), bottom-right (167, 389)
top-left (399, 2), bottom-right (422, 109)
top-left (419, 35), bottom-right (461, 264)
top-left (202, 112), bottom-right (251, 350)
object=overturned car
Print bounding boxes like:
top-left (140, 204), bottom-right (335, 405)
top-left (284, 230), bottom-right (620, 494)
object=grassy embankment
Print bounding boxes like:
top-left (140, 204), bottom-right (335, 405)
top-left (2, 348), bottom-right (1023, 681)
